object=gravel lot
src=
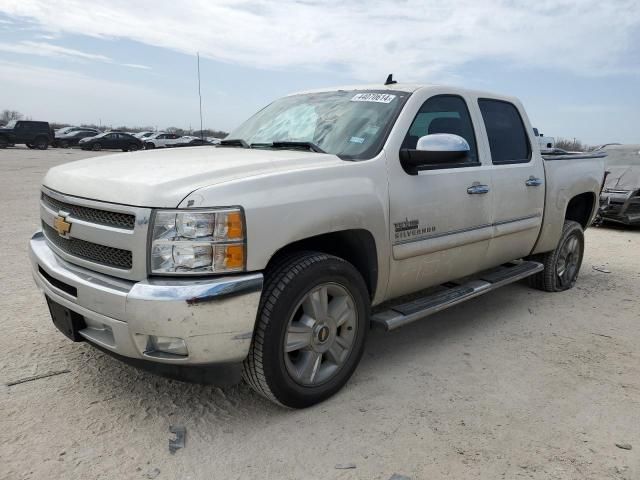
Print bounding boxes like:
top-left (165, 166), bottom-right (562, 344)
top-left (1, 146), bottom-right (639, 480)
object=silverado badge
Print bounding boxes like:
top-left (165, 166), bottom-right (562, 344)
top-left (54, 214), bottom-right (72, 237)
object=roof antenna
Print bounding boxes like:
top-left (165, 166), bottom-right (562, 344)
top-left (384, 74), bottom-right (397, 85)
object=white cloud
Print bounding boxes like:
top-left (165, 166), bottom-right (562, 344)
top-left (121, 63), bottom-right (151, 70)
top-left (0, 40), bottom-right (111, 61)
top-left (0, 0), bottom-right (639, 80)
top-left (0, 40), bottom-right (151, 69)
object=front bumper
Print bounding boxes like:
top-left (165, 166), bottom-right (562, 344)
top-left (29, 231), bottom-right (263, 379)
top-left (599, 192), bottom-right (640, 225)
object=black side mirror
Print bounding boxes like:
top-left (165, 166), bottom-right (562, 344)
top-left (400, 133), bottom-right (471, 174)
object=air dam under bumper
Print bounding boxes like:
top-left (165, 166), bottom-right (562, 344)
top-left (29, 231), bottom-right (263, 384)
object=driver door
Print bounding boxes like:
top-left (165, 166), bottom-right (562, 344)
top-left (386, 93), bottom-right (494, 299)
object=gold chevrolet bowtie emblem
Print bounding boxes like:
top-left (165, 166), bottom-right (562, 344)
top-left (54, 214), bottom-right (72, 237)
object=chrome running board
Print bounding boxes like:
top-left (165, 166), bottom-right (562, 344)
top-left (371, 261), bottom-right (543, 331)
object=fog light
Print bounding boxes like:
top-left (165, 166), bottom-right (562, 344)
top-left (147, 335), bottom-right (188, 356)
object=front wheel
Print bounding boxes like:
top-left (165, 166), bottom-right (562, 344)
top-left (92, 143), bottom-right (102, 151)
top-left (528, 220), bottom-right (585, 292)
top-left (243, 252), bottom-right (369, 408)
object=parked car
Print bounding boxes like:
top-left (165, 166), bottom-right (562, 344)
top-left (144, 132), bottom-right (181, 149)
top-left (134, 131), bottom-right (155, 140)
top-left (172, 135), bottom-right (214, 147)
top-left (55, 126), bottom-right (83, 136)
top-left (30, 83), bottom-right (605, 408)
top-left (599, 144), bottom-right (640, 225)
top-left (54, 129), bottom-right (99, 148)
top-left (0, 120), bottom-right (53, 149)
top-left (79, 131), bottom-right (143, 151)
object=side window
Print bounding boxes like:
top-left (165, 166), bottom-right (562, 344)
top-left (478, 99), bottom-right (531, 164)
top-left (401, 95), bottom-right (479, 167)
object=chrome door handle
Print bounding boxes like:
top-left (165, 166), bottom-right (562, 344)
top-left (525, 177), bottom-right (543, 187)
top-left (467, 184), bottom-right (490, 194)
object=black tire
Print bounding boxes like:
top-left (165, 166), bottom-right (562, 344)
top-left (0, 137), bottom-right (9, 149)
top-left (92, 143), bottom-right (102, 151)
top-left (126, 143), bottom-right (139, 152)
top-left (145, 142), bottom-right (154, 150)
top-left (34, 136), bottom-right (49, 150)
top-left (243, 251), bottom-right (369, 408)
top-left (528, 220), bottom-right (584, 292)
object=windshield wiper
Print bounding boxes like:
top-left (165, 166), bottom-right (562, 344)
top-left (252, 141), bottom-right (326, 154)
top-left (220, 138), bottom-right (250, 148)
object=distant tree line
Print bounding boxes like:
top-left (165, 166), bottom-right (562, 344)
top-left (1, 109), bottom-right (23, 124)
top-left (2, 109), bottom-right (228, 138)
top-left (554, 137), bottom-right (591, 151)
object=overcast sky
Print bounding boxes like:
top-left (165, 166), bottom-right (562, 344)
top-left (0, 1), bottom-right (639, 144)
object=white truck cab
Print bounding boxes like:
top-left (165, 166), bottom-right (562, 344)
top-left (30, 82), bottom-right (605, 407)
top-left (533, 127), bottom-right (555, 151)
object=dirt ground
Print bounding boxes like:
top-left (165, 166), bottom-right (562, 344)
top-left (1, 146), bottom-right (638, 480)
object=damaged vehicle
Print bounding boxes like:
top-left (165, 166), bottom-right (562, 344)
top-left (30, 81), bottom-right (606, 408)
top-left (599, 144), bottom-right (640, 225)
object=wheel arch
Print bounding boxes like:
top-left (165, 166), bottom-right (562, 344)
top-left (565, 191), bottom-right (597, 229)
top-left (265, 229), bottom-right (379, 300)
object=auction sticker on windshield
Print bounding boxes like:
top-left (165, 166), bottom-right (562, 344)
top-left (351, 93), bottom-right (396, 103)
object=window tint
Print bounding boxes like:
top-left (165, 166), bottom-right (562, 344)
top-left (478, 99), bottom-right (531, 164)
top-left (401, 95), bottom-right (478, 166)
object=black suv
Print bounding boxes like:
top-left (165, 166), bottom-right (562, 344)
top-left (0, 120), bottom-right (54, 150)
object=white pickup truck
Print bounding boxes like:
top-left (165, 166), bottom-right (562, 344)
top-left (30, 83), bottom-right (606, 408)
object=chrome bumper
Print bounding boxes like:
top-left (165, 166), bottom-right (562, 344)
top-left (29, 231), bottom-right (263, 366)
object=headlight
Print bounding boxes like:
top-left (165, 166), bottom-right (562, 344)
top-left (150, 208), bottom-right (245, 274)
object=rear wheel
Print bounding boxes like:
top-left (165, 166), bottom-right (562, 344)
top-left (0, 137), bottom-right (10, 149)
top-left (528, 220), bottom-right (584, 292)
top-left (243, 252), bottom-right (369, 408)
top-left (145, 142), bottom-right (155, 150)
top-left (92, 143), bottom-right (102, 151)
top-left (126, 143), bottom-right (139, 152)
top-left (34, 136), bottom-right (49, 150)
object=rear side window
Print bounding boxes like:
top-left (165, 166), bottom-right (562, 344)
top-left (478, 99), bottom-right (531, 164)
top-left (401, 95), bottom-right (479, 166)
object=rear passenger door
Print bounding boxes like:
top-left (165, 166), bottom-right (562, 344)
top-left (477, 98), bottom-right (545, 264)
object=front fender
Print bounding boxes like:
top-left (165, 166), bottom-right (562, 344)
top-left (179, 155), bottom-right (391, 303)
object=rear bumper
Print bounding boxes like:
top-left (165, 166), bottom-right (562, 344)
top-left (29, 231), bottom-right (263, 381)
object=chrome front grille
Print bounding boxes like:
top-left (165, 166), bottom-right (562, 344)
top-left (42, 222), bottom-right (133, 269)
top-left (39, 187), bottom-right (152, 281)
top-left (41, 192), bottom-right (135, 230)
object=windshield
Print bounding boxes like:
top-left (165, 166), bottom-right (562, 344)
top-left (605, 146), bottom-right (640, 167)
top-left (228, 90), bottom-right (409, 160)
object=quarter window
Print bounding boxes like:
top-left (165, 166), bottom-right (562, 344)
top-left (478, 99), bottom-right (531, 164)
top-left (401, 95), bottom-right (479, 168)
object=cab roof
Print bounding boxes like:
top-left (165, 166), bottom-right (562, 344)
top-left (290, 83), bottom-right (519, 103)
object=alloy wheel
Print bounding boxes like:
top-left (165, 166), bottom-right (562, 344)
top-left (284, 283), bottom-right (358, 386)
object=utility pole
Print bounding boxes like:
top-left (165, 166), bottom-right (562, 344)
top-left (197, 52), bottom-right (204, 143)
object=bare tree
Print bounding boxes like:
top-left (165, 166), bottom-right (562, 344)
top-left (1, 109), bottom-right (23, 124)
top-left (554, 137), bottom-right (589, 152)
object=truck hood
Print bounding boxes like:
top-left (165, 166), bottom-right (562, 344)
top-left (604, 165), bottom-right (640, 192)
top-left (43, 146), bottom-right (344, 207)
